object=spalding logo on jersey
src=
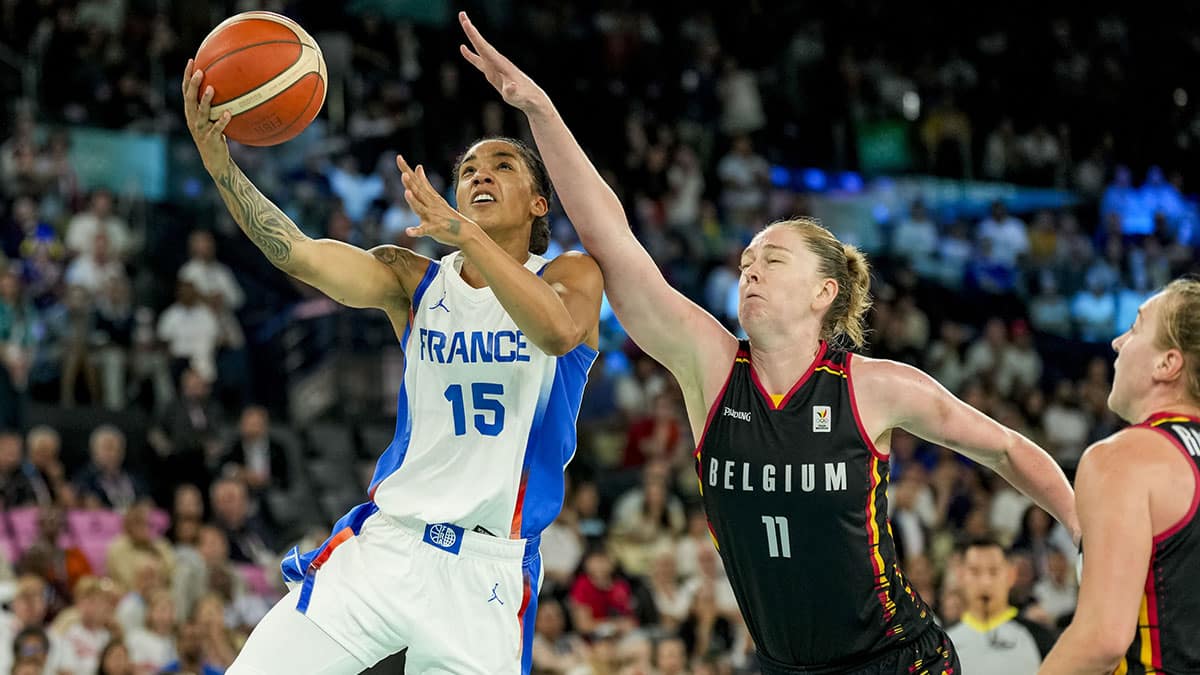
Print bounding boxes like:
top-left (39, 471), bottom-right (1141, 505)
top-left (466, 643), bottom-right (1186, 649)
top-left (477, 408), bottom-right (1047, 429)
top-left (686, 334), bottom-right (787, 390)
top-left (423, 522), bottom-right (464, 555)
top-left (813, 405), bottom-right (832, 432)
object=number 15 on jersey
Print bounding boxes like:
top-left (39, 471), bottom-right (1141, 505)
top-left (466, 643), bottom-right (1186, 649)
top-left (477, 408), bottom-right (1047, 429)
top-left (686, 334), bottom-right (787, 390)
top-left (444, 382), bottom-right (506, 436)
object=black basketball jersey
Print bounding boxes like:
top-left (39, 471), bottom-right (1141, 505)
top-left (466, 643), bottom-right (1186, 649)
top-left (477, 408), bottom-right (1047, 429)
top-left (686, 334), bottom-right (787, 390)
top-left (695, 341), bottom-right (935, 668)
top-left (1115, 412), bottom-right (1200, 675)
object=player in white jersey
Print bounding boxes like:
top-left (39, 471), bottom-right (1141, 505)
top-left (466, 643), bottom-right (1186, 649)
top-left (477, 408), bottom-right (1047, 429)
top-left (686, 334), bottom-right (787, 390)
top-left (182, 58), bottom-right (603, 674)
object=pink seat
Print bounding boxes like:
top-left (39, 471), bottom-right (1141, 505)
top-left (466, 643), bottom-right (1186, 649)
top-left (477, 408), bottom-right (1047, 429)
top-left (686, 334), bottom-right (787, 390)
top-left (234, 562), bottom-right (277, 598)
top-left (4, 506), bottom-right (40, 552)
top-left (148, 509), bottom-right (170, 537)
top-left (67, 509), bottom-right (124, 540)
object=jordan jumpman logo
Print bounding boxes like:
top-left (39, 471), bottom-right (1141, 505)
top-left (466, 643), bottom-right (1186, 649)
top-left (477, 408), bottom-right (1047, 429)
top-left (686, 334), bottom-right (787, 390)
top-left (429, 295), bottom-right (450, 313)
top-left (488, 583), bottom-right (503, 605)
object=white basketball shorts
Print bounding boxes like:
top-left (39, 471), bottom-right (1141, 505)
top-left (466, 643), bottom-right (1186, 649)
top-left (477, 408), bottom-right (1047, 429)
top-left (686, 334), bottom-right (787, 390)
top-left (284, 510), bottom-right (539, 673)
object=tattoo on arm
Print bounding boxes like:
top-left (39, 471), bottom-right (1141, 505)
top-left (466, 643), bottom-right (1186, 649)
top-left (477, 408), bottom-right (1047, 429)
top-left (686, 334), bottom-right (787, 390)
top-left (447, 219), bottom-right (461, 236)
top-left (212, 156), bottom-right (307, 266)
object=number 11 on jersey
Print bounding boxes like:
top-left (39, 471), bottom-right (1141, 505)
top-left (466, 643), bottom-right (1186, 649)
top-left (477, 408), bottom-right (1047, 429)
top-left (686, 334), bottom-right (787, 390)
top-left (761, 515), bottom-right (792, 558)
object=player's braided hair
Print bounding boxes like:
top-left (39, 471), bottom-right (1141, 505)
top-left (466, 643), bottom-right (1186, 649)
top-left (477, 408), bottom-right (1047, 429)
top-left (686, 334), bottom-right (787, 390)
top-left (453, 137), bottom-right (552, 254)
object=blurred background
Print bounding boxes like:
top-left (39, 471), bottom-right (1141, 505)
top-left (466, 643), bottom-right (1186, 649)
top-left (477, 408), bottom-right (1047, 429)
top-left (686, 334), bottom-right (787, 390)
top-left (0, 0), bottom-right (1197, 673)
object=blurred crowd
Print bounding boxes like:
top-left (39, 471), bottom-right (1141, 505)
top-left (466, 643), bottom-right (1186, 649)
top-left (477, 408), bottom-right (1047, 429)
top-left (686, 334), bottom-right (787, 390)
top-left (0, 1), bottom-right (1198, 674)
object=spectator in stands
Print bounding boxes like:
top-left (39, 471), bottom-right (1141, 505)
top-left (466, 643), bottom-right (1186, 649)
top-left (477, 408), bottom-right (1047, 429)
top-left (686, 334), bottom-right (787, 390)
top-left (1071, 269), bottom-right (1117, 342)
top-left (113, 554), bottom-right (165, 635)
top-left (0, 575), bottom-right (53, 675)
top-left (1041, 380), bottom-right (1090, 464)
top-left (126, 305), bottom-right (174, 415)
top-left (644, 546), bottom-right (689, 632)
top-left (964, 318), bottom-right (1009, 384)
top-left (218, 406), bottom-right (290, 527)
top-left (208, 479), bottom-right (274, 566)
top-left (190, 593), bottom-right (237, 669)
top-left (977, 201), bottom-right (1029, 267)
top-left (996, 320), bottom-right (1042, 397)
top-left (679, 579), bottom-right (735, 664)
top-left (8, 626), bottom-right (53, 675)
top-left (568, 547), bottom-right (637, 637)
top-left (25, 425), bottom-right (71, 507)
top-left (64, 231), bottom-right (127, 296)
top-left (177, 231), bottom-right (243, 314)
top-left (64, 190), bottom-right (133, 260)
top-left (326, 155), bottom-right (384, 226)
top-left (106, 503), bottom-right (176, 591)
top-left (0, 268), bottom-right (36, 426)
top-left (160, 619), bottom-right (226, 675)
top-left (615, 355), bottom-right (669, 420)
top-left (620, 392), bottom-right (687, 469)
top-left (610, 462), bottom-right (686, 575)
top-left (891, 200), bottom-right (939, 263)
top-left (539, 484), bottom-right (584, 594)
top-left (49, 575), bottom-right (119, 675)
top-left (124, 588), bottom-right (177, 674)
top-left (16, 505), bottom-right (92, 614)
top-left (946, 537), bottom-right (1054, 674)
top-left (1032, 548), bottom-right (1077, 627)
top-left (93, 275), bottom-right (135, 410)
top-left (680, 546), bottom-right (739, 618)
top-left (1028, 274), bottom-right (1073, 338)
top-left (716, 135), bottom-right (769, 229)
top-left (531, 597), bottom-right (591, 675)
top-left (149, 369), bottom-right (225, 502)
top-left (74, 425), bottom-right (145, 510)
top-left (0, 431), bottom-right (36, 507)
top-left (654, 635), bottom-right (690, 675)
top-left (97, 638), bottom-right (133, 675)
top-left (925, 320), bottom-right (968, 393)
top-left (156, 280), bottom-right (219, 383)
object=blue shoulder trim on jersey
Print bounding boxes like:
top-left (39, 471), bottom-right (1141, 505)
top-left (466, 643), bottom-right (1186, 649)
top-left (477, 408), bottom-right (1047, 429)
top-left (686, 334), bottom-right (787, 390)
top-left (536, 262), bottom-right (549, 277)
top-left (411, 261), bottom-right (440, 308)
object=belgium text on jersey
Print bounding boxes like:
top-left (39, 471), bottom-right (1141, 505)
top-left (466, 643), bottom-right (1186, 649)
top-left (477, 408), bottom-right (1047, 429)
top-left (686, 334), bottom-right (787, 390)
top-left (418, 328), bottom-right (532, 364)
top-left (706, 458), bottom-right (848, 493)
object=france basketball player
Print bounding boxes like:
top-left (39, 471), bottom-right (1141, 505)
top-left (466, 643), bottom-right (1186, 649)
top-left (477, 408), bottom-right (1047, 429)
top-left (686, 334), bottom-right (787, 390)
top-left (182, 58), bottom-right (603, 674)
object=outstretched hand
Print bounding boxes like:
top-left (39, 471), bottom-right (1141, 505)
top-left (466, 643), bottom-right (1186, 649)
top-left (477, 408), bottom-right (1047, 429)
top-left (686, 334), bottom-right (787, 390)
top-left (458, 11), bottom-right (549, 114)
top-left (181, 58), bottom-right (232, 174)
top-left (396, 154), bottom-right (481, 249)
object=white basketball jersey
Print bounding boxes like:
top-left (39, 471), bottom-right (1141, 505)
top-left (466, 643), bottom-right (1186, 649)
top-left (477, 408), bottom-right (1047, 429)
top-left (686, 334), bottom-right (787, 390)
top-left (367, 251), bottom-right (596, 539)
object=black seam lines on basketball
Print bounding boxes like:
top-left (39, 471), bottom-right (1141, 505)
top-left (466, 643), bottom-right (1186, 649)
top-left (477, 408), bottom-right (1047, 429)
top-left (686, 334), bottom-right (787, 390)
top-left (252, 75), bottom-right (321, 145)
top-left (210, 44), bottom-right (321, 124)
top-left (201, 39), bottom-right (305, 102)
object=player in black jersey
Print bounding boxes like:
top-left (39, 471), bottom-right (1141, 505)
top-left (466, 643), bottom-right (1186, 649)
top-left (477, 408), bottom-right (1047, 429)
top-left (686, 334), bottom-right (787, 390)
top-left (1041, 278), bottom-right (1200, 675)
top-left (455, 14), bottom-right (1079, 673)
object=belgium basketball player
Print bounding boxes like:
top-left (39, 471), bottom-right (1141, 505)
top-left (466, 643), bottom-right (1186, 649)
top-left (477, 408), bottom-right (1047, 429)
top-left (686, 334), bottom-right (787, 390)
top-left (457, 12), bottom-right (1079, 674)
top-left (1041, 278), bottom-right (1200, 675)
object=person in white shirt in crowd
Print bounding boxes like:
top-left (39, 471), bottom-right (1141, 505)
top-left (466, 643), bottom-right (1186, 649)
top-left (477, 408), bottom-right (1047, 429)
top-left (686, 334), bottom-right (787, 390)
top-left (1041, 380), bottom-right (1091, 466)
top-left (325, 155), bottom-right (384, 225)
top-left (156, 279), bottom-right (219, 382)
top-left (0, 575), bottom-right (60, 675)
top-left (177, 230), bottom-right (243, 312)
top-left (65, 189), bottom-right (135, 259)
top-left (1032, 548), bottom-right (1077, 626)
top-left (892, 200), bottom-right (940, 263)
top-left (50, 576), bottom-right (119, 675)
top-left (977, 200), bottom-right (1029, 267)
top-left (64, 231), bottom-right (126, 296)
top-left (716, 135), bottom-right (769, 228)
top-left (997, 320), bottom-right (1043, 397)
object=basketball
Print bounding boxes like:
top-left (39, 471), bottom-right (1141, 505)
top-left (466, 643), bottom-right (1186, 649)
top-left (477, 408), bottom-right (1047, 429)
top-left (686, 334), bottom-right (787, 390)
top-left (194, 11), bottom-right (327, 147)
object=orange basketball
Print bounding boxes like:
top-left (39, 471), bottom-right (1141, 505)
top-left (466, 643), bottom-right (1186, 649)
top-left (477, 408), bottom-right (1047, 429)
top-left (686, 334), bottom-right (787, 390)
top-left (194, 11), bottom-right (327, 147)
